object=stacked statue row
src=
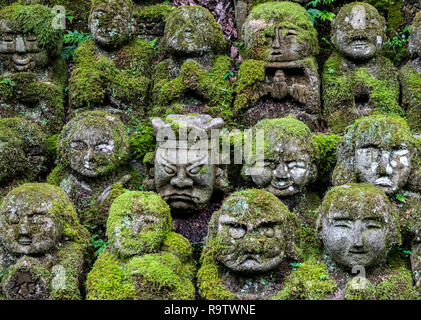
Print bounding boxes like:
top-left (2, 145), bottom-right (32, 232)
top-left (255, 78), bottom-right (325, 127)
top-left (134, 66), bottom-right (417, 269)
top-left (1, 1), bottom-right (420, 137)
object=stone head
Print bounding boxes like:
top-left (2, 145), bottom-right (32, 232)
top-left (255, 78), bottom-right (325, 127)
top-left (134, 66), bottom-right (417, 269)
top-left (89, 0), bottom-right (136, 49)
top-left (160, 5), bottom-right (226, 57)
top-left (317, 183), bottom-right (399, 269)
top-left (106, 191), bottom-right (172, 258)
top-left (331, 2), bottom-right (386, 61)
top-left (242, 1), bottom-right (319, 63)
top-left (0, 183), bottom-right (74, 255)
top-left (333, 115), bottom-right (419, 195)
top-left (58, 111), bottom-right (129, 178)
top-left (206, 189), bottom-right (299, 274)
top-left (243, 117), bottom-right (319, 197)
top-left (0, 4), bottom-right (63, 72)
top-left (408, 11), bottom-right (421, 59)
top-left (150, 114), bottom-right (228, 212)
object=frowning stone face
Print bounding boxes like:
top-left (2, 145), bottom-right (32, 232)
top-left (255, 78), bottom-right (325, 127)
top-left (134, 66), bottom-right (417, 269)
top-left (89, 0), bottom-right (135, 49)
top-left (332, 3), bottom-right (385, 60)
top-left (0, 184), bottom-right (64, 255)
top-left (317, 184), bottom-right (399, 269)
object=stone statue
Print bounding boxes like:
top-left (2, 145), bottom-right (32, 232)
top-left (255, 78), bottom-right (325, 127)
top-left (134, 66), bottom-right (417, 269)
top-left (0, 183), bottom-right (89, 300)
top-left (242, 117), bottom-right (320, 230)
top-left (69, 0), bottom-right (155, 126)
top-left (323, 2), bottom-right (401, 133)
top-left (0, 117), bottom-right (50, 197)
top-left (197, 189), bottom-right (300, 299)
top-left (47, 111), bottom-right (142, 229)
top-left (151, 5), bottom-right (233, 120)
top-left (400, 11), bottom-right (421, 131)
top-left (145, 114), bottom-right (229, 213)
top-left (0, 3), bottom-right (66, 134)
top-left (234, 1), bottom-right (320, 130)
top-left (86, 191), bottom-right (195, 300)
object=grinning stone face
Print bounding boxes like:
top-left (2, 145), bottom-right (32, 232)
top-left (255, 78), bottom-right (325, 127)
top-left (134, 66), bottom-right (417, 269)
top-left (0, 22), bottom-right (48, 72)
top-left (0, 190), bottom-right (62, 255)
top-left (154, 147), bottom-right (215, 211)
top-left (333, 4), bottom-right (384, 60)
top-left (67, 125), bottom-right (115, 178)
top-left (355, 145), bottom-right (411, 195)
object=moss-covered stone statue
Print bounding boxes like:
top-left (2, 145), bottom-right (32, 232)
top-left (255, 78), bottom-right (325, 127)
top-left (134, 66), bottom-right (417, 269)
top-left (0, 117), bottom-right (51, 197)
top-left (86, 191), bottom-right (195, 299)
top-left (144, 114), bottom-right (229, 213)
top-left (47, 111), bottom-right (142, 229)
top-left (0, 4), bottom-right (66, 134)
top-left (0, 183), bottom-right (90, 300)
top-left (332, 115), bottom-right (421, 241)
top-left (68, 0), bottom-right (155, 126)
top-left (242, 117), bottom-right (320, 232)
top-left (323, 2), bottom-right (401, 134)
top-left (275, 183), bottom-right (419, 300)
top-left (151, 5), bottom-right (234, 122)
top-left (234, 2), bottom-right (320, 130)
top-left (400, 11), bottom-right (421, 131)
top-left (197, 189), bottom-right (300, 300)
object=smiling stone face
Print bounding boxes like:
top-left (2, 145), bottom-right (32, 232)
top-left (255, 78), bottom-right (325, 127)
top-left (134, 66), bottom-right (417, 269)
top-left (209, 189), bottom-right (299, 274)
top-left (243, 118), bottom-right (318, 198)
top-left (332, 2), bottom-right (385, 61)
top-left (106, 191), bottom-right (172, 258)
top-left (242, 2), bottom-right (319, 62)
top-left (59, 111), bottom-right (129, 178)
top-left (89, 0), bottom-right (135, 49)
top-left (318, 184), bottom-right (399, 269)
top-left (0, 184), bottom-right (64, 255)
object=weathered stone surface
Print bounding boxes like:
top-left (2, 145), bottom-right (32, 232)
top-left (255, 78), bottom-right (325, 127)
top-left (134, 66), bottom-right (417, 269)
top-left (323, 2), bottom-right (401, 133)
top-left (0, 183), bottom-right (89, 300)
top-left (197, 189), bottom-right (300, 300)
top-left (145, 114), bottom-right (229, 213)
top-left (86, 191), bottom-right (195, 300)
top-left (234, 2), bottom-right (320, 130)
top-left (0, 4), bottom-right (66, 134)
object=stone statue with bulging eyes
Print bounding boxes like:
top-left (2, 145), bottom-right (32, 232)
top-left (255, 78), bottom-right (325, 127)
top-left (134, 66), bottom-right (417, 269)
top-left (68, 0), bottom-right (155, 125)
top-left (144, 114), bottom-right (229, 213)
top-left (400, 11), bottom-right (421, 131)
top-left (323, 2), bottom-right (401, 134)
top-left (197, 189), bottom-right (300, 300)
top-left (0, 183), bottom-right (90, 300)
top-left (234, 1), bottom-right (321, 130)
top-left (0, 4), bottom-right (66, 134)
top-left (0, 117), bottom-right (50, 197)
top-left (86, 191), bottom-right (196, 300)
top-left (242, 117), bottom-right (320, 231)
top-left (47, 111), bottom-right (142, 229)
top-left (151, 5), bottom-right (233, 119)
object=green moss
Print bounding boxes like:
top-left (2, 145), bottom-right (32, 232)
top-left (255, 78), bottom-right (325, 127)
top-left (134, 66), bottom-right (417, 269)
top-left (152, 56), bottom-right (234, 124)
top-left (400, 64), bottom-right (421, 132)
top-left (313, 134), bottom-right (342, 185)
top-left (323, 53), bottom-right (401, 134)
top-left (375, 267), bottom-right (419, 300)
top-left (162, 232), bottom-right (194, 264)
top-left (46, 164), bottom-right (66, 186)
top-left (366, 0), bottom-right (403, 31)
top-left (274, 258), bottom-right (336, 300)
top-left (136, 4), bottom-right (175, 22)
top-left (0, 4), bottom-right (63, 53)
top-left (129, 121), bottom-right (156, 160)
top-left (344, 277), bottom-right (376, 300)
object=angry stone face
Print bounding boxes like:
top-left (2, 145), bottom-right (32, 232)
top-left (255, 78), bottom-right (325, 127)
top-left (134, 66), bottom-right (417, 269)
top-left (332, 3), bottom-right (385, 60)
top-left (0, 184), bottom-right (64, 255)
top-left (318, 184), bottom-right (398, 269)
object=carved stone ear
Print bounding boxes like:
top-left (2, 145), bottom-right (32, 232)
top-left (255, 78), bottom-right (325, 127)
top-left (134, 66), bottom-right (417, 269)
top-left (151, 118), bottom-right (166, 134)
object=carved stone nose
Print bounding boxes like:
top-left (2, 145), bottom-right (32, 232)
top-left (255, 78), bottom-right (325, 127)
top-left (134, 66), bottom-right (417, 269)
top-left (377, 152), bottom-right (393, 176)
top-left (272, 28), bottom-right (281, 49)
top-left (170, 168), bottom-right (193, 188)
top-left (273, 163), bottom-right (289, 179)
top-left (352, 222), bottom-right (363, 247)
top-left (15, 36), bottom-right (26, 53)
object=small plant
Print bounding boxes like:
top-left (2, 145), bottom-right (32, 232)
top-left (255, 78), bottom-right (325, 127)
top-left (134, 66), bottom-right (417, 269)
top-left (0, 78), bottom-right (16, 86)
top-left (306, 0), bottom-right (336, 25)
top-left (394, 193), bottom-right (407, 203)
top-left (62, 30), bottom-right (93, 60)
top-left (223, 71), bottom-right (234, 80)
top-left (90, 234), bottom-right (108, 257)
top-left (290, 262), bottom-right (303, 271)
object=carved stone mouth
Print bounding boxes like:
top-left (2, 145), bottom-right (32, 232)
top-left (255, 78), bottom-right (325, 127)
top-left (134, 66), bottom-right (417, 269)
top-left (18, 236), bottom-right (32, 246)
top-left (165, 193), bottom-right (194, 201)
top-left (375, 177), bottom-right (392, 187)
top-left (241, 255), bottom-right (261, 265)
top-left (348, 250), bottom-right (367, 255)
top-left (271, 179), bottom-right (291, 190)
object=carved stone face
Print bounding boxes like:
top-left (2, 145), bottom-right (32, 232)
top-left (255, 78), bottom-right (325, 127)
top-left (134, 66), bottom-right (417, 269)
top-left (408, 12), bottom-right (421, 58)
top-left (0, 189), bottom-right (62, 255)
top-left (0, 22), bottom-right (48, 72)
top-left (67, 125), bottom-right (115, 178)
top-left (318, 184), bottom-right (397, 269)
top-left (250, 141), bottom-right (313, 197)
top-left (355, 145), bottom-right (411, 195)
top-left (332, 4), bottom-right (385, 60)
top-left (154, 147), bottom-right (216, 211)
top-left (89, 1), bottom-right (134, 49)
